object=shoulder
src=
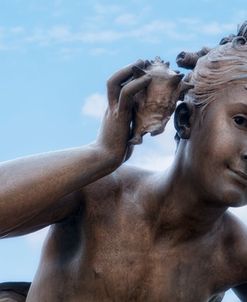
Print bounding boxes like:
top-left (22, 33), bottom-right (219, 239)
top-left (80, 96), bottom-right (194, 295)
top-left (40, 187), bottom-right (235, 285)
top-left (221, 211), bottom-right (247, 253)
top-left (80, 163), bottom-right (157, 198)
top-left (116, 164), bottom-right (156, 188)
top-left (220, 210), bottom-right (247, 278)
top-left (222, 211), bottom-right (247, 247)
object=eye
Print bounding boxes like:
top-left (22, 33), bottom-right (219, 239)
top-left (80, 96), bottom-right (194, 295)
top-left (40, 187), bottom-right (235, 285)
top-left (233, 115), bottom-right (247, 128)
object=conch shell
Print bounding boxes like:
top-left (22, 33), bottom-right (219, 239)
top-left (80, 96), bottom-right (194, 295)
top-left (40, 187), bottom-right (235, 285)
top-left (129, 57), bottom-right (193, 145)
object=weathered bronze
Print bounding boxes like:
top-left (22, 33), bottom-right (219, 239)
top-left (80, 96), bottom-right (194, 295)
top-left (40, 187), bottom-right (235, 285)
top-left (0, 282), bottom-right (30, 301)
top-left (2, 22), bottom-right (247, 302)
top-left (176, 46), bottom-right (211, 70)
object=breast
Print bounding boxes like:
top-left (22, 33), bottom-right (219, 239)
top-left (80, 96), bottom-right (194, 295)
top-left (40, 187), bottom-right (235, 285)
top-left (29, 184), bottom-right (234, 302)
top-left (74, 205), bottom-right (214, 301)
top-left (79, 198), bottom-right (154, 300)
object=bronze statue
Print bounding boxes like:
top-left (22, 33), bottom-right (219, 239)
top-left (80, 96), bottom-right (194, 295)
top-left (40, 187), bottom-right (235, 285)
top-left (2, 21), bottom-right (247, 302)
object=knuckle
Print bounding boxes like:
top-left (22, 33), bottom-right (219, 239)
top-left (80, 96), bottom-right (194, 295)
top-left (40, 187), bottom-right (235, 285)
top-left (120, 86), bottom-right (129, 98)
top-left (122, 81), bottom-right (138, 96)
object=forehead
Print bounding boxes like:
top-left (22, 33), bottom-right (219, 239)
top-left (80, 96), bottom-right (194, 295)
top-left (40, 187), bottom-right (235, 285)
top-left (209, 82), bottom-right (247, 108)
top-left (192, 82), bottom-right (247, 122)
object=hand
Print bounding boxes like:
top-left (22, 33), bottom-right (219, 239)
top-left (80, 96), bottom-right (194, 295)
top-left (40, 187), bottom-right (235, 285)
top-left (97, 60), bottom-right (152, 166)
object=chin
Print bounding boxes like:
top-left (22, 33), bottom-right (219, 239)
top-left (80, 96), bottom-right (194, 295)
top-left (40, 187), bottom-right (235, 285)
top-left (220, 187), bottom-right (247, 207)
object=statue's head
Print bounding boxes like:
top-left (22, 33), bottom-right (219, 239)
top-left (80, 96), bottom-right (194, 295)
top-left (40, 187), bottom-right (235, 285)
top-left (175, 20), bottom-right (247, 132)
top-left (174, 22), bottom-right (247, 206)
top-left (185, 36), bottom-right (247, 112)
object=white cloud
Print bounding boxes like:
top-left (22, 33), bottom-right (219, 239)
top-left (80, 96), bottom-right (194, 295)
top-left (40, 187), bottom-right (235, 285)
top-left (81, 93), bottom-right (107, 119)
top-left (4, 18), bottom-right (226, 51)
top-left (0, 1), bottom-right (239, 53)
top-left (0, 12), bottom-right (240, 56)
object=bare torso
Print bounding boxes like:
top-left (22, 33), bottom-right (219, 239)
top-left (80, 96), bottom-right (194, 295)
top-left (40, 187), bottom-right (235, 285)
top-left (26, 165), bottom-right (247, 302)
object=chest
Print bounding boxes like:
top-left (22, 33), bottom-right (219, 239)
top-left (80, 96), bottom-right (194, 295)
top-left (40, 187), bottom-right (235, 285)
top-left (82, 229), bottom-right (227, 301)
top-left (46, 188), bottom-right (239, 301)
top-left (79, 207), bottom-right (228, 301)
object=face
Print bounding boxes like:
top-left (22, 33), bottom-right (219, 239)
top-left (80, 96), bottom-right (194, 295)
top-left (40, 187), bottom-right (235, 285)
top-left (184, 82), bottom-right (247, 207)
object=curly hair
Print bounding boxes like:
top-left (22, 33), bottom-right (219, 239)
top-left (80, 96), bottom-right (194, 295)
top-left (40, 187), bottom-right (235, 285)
top-left (186, 37), bottom-right (247, 110)
top-left (174, 21), bottom-right (247, 144)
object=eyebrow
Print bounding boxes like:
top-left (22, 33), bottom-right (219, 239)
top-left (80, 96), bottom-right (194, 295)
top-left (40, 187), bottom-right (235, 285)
top-left (229, 102), bottom-right (247, 111)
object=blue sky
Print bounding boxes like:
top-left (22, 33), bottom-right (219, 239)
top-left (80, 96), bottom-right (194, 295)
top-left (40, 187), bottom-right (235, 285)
top-left (1, 0), bottom-right (247, 300)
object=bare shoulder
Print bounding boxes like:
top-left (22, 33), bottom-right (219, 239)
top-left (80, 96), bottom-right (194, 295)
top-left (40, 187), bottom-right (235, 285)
top-left (221, 210), bottom-right (247, 277)
top-left (80, 163), bottom-right (156, 198)
top-left (222, 210), bottom-right (247, 247)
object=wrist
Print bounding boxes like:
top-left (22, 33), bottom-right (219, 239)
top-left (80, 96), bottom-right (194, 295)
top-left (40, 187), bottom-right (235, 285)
top-left (90, 142), bottom-right (123, 171)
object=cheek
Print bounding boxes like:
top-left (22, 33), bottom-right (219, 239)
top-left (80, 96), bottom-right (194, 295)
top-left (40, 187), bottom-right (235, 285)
top-left (202, 120), bottom-right (236, 159)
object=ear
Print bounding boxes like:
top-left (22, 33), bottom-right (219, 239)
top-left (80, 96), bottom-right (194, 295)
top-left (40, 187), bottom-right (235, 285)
top-left (174, 102), bottom-right (195, 139)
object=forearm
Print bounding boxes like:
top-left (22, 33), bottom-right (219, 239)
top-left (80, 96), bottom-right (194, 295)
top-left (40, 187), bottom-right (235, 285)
top-left (0, 143), bottom-right (117, 235)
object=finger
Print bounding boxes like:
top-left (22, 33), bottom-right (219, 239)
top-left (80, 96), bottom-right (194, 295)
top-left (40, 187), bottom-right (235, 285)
top-left (107, 59), bottom-right (145, 107)
top-left (118, 74), bottom-right (152, 112)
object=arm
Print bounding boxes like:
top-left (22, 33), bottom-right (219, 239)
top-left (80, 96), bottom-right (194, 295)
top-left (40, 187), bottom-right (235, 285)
top-left (0, 145), bottom-right (117, 237)
top-left (0, 60), bottom-right (151, 237)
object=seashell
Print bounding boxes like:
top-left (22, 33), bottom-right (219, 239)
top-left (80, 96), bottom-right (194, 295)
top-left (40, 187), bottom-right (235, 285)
top-left (129, 57), bottom-right (192, 145)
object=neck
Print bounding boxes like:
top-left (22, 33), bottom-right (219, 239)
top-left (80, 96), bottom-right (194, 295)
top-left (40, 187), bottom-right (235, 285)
top-left (152, 150), bottom-right (227, 244)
